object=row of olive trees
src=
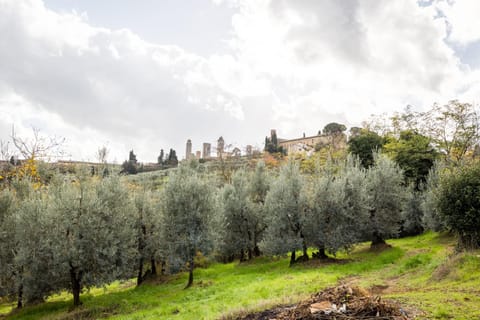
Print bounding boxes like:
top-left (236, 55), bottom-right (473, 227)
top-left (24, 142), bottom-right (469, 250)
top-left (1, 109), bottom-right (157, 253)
top-left (216, 153), bottom-right (420, 267)
top-left (0, 154), bottom-right (420, 308)
top-left (0, 171), bottom-right (141, 307)
top-left (0, 163), bottom-right (219, 307)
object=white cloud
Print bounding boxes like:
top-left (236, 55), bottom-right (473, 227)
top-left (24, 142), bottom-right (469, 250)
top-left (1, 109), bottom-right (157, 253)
top-left (222, 0), bottom-right (468, 130)
top-left (0, 0), bottom-right (252, 161)
top-left (437, 0), bottom-right (480, 46)
top-left (0, 0), bottom-right (479, 162)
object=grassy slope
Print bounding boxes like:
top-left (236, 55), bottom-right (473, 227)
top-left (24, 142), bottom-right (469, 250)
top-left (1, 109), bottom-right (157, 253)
top-left (2, 232), bottom-right (480, 320)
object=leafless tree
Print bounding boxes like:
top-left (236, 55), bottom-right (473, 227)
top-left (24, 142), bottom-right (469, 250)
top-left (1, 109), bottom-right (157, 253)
top-left (11, 126), bottom-right (65, 160)
top-left (0, 140), bottom-right (11, 161)
top-left (96, 146), bottom-right (109, 164)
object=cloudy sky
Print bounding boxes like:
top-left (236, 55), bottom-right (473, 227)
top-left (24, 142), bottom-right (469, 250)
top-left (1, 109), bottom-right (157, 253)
top-left (1, 0), bottom-right (480, 163)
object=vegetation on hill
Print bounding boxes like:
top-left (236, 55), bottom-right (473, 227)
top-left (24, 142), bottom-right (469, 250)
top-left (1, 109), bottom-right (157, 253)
top-left (1, 100), bottom-right (480, 319)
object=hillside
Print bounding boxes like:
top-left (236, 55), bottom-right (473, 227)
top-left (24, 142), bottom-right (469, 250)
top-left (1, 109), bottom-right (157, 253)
top-left (1, 232), bottom-right (479, 320)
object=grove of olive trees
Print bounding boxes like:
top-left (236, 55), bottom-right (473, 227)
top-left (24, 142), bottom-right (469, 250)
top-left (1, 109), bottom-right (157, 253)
top-left (2, 99), bottom-right (480, 309)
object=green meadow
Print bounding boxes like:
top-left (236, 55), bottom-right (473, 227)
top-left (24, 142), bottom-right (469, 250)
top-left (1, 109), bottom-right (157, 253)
top-left (2, 232), bottom-right (480, 320)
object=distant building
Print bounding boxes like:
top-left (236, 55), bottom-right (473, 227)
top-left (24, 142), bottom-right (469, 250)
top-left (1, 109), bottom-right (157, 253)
top-left (278, 135), bottom-right (326, 154)
top-left (274, 131), bottom-right (346, 155)
top-left (186, 139), bottom-right (193, 160)
top-left (202, 143), bottom-right (211, 159)
top-left (182, 135), bottom-right (253, 161)
top-left (217, 136), bottom-right (225, 156)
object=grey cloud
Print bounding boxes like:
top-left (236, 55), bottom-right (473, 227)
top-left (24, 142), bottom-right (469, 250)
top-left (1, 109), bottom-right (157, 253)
top-left (270, 0), bottom-right (368, 65)
top-left (0, 0), bottom-right (252, 161)
top-left (265, 0), bottom-right (459, 92)
top-left (0, 0), bottom-right (473, 162)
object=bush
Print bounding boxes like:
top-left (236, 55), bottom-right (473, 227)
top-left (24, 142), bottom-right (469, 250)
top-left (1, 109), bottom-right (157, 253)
top-left (438, 164), bottom-right (480, 249)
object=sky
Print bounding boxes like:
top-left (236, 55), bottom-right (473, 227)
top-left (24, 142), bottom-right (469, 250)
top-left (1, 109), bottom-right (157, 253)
top-left (1, 0), bottom-right (480, 163)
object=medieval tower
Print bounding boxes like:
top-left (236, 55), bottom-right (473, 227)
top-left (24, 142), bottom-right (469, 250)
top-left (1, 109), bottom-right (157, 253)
top-left (203, 143), bottom-right (211, 159)
top-left (217, 136), bottom-right (225, 156)
top-left (185, 139), bottom-right (192, 160)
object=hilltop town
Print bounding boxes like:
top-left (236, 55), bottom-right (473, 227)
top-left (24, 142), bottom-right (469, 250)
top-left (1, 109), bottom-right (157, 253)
top-left (184, 125), bottom-right (349, 161)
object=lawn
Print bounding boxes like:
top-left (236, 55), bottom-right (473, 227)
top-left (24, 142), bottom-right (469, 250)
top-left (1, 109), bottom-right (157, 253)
top-left (2, 232), bottom-right (480, 319)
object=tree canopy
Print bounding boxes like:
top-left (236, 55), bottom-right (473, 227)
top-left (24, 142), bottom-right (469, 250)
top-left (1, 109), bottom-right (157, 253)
top-left (321, 122), bottom-right (347, 136)
top-left (348, 130), bottom-right (385, 168)
top-left (437, 164), bottom-right (480, 249)
top-left (384, 130), bottom-right (438, 189)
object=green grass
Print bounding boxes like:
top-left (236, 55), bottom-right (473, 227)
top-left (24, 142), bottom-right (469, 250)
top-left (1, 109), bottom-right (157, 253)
top-left (2, 232), bottom-right (480, 319)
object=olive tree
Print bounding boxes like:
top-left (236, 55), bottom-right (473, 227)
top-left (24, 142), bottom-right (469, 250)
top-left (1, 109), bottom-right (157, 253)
top-left (261, 160), bottom-right (309, 265)
top-left (306, 156), bottom-right (366, 258)
top-left (0, 188), bottom-right (16, 302)
top-left (305, 172), bottom-right (339, 258)
top-left (162, 165), bottom-right (215, 288)
top-left (218, 169), bottom-right (253, 261)
top-left (0, 179), bottom-right (41, 308)
top-left (49, 171), bottom-right (136, 306)
top-left (247, 161), bottom-right (270, 256)
top-left (0, 179), bottom-right (59, 308)
top-left (215, 162), bottom-right (270, 262)
top-left (14, 192), bottom-right (60, 305)
top-left (133, 182), bottom-right (163, 285)
top-left (327, 156), bottom-right (367, 252)
top-left (364, 153), bottom-right (406, 247)
top-left (422, 161), bottom-right (447, 232)
top-left (338, 156), bottom-right (368, 243)
top-left (401, 187), bottom-right (424, 236)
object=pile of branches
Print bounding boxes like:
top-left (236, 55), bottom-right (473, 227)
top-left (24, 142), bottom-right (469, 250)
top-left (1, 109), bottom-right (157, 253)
top-left (236, 285), bottom-right (411, 320)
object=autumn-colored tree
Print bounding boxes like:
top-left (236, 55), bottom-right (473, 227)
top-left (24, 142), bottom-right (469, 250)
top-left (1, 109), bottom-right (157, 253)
top-left (1, 127), bottom-right (64, 188)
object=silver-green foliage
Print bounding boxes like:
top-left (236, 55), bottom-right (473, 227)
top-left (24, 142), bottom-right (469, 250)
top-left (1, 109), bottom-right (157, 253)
top-left (402, 186), bottom-right (425, 236)
top-left (218, 169), bottom-right (253, 258)
top-left (0, 179), bottom-right (56, 306)
top-left (422, 161), bottom-right (446, 231)
top-left (305, 171), bottom-right (338, 253)
top-left (133, 180), bottom-right (163, 283)
top-left (216, 161), bottom-right (270, 260)
top-left (1, 179), bottom-right (62, 306)
top-left (261, 160), bottom-right (308, 259)
top-left (49, 171), bottom-right (136, 305)
top-left (306, 156), bottom-right (367, 255)
top-left (14, 190), bottom-right (60, 304)
top-left (338, 156), bottom-right (369, 244)
top-left (162, 165), bottom-right (215, 285)
top-left (365, 153), bottom-right (407, 244)
top-left (248, 161), bottom-right (270, 253)
top-left (0, 188), bottom-right (15, 298)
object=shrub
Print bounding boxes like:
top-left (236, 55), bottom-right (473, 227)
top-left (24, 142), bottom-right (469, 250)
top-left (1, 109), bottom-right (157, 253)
top-left (438, 163), bottom-right (480, 249)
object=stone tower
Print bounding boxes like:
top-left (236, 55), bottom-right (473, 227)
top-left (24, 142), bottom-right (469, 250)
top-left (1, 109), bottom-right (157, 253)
top-left (217, 136), bottom-right (225, 156)
top-left (186, 139), bottom-right (192, 160)
top-left (202, 143), bottom-right (211, 159)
